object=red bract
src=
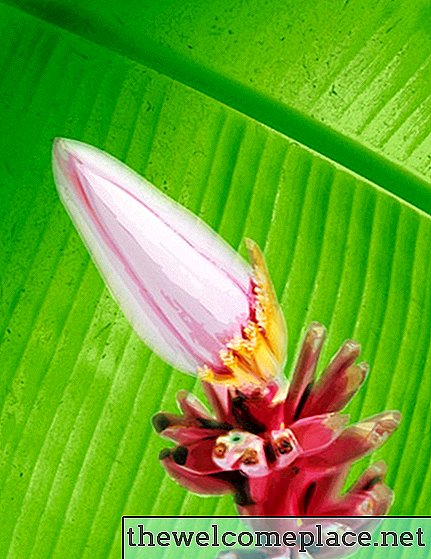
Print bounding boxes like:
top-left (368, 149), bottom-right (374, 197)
top-left (155, 322), bottom-right (400, 517)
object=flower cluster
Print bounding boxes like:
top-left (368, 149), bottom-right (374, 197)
top-left (156, 334), bottom-right (399, 517)
top-left (53, 139), bottom-right (400, 526)
top-left (153, 244), bottom-right (399, 517)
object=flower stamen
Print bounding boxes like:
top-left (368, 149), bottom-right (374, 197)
top-left (198, 241), bottom-right (287, 388)
top-left (214, 443), bottom-right (227, 458)
top-left (241, 448), bottom-right (259, 465)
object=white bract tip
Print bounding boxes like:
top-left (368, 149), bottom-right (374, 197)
top-left (52, 139), bottom-right (251, 374)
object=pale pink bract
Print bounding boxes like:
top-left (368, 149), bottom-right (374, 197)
top-left (53, 139), bottom-right (251, 374)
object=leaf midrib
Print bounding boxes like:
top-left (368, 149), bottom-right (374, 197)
top-left (3, 0), bottom-right (431, 218)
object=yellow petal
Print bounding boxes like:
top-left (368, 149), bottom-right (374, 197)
top-left (245, 238), bottom-right (287, 367)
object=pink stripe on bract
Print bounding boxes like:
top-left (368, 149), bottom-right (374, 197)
top-left (81, 154), bottom-right (249, 297)
top-left (66, 154), bottom-right (211, 368)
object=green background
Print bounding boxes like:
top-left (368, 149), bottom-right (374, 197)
top-left (1, 1), bottom-right (431, 557)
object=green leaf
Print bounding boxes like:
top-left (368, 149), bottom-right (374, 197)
top-left (0, 1), bottom-right (430, 558)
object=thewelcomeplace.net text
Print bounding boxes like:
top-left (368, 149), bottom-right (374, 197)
top-left (125, 523), bottom-right (426, 554)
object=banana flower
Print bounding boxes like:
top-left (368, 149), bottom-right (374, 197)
top-left (53, 139), bottom-right (400, 555)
